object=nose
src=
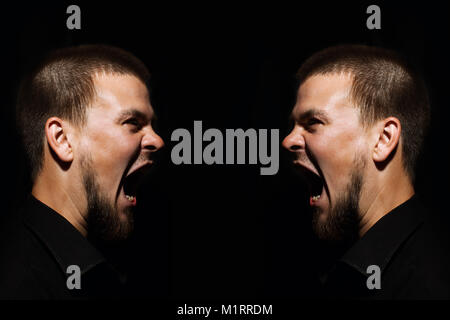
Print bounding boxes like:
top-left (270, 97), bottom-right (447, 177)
top-left (141, 126), bottom-right (165, 152)
top-left (282, 126), bottom-right (305, 152)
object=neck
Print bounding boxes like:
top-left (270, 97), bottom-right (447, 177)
top-left (32, 170), bottom-right (88, 237)
top-left (358, 171), bottom-right (414, 238)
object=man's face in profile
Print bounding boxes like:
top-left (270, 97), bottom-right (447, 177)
top-left (75, 74), bottom-right (164, 241)
top-left (283, 73), bottom-right (371, 242)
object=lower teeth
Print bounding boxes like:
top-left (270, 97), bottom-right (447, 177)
top-left (312, 195), bottom-right (321, 201)
top-left (125, 195), bottom-right (135, 201)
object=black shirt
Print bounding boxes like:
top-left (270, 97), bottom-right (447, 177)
top-left (322, 195), bottom-right (450, 299)
top-left (0, 195), bottom-right (126, 299)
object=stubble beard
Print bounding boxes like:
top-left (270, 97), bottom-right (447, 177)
top-left (311, 154), bottom-right (366, 244)
top-left (81, 155), bottom-right (134, 243)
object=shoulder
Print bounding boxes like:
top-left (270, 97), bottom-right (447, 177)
top-left (0, 211), bottom-right (66, 299)
top-left (383, 205), bottom-right (450, 299)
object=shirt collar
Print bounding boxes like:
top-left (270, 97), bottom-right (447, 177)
top-left (21, 195), bottom-right (106, 275)
top-left (340, 194), bottom-right (425, 276)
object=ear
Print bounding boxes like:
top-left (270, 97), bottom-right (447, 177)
top-left (372, 117), bottom-right (401, 163)
top-left (45, 117), bottom-right (74, 163)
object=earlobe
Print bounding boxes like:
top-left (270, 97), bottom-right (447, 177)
top-left (373, 117), bottom-right (401, 163)
top-left (45, 117), bottom-right (74, 163)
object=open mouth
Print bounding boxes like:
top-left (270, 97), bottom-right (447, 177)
top-left (121, 163), bottom-right (153, 206)
top-left (295, 164), bottom-right (326, 206)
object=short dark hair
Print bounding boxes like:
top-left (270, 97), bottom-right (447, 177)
top-left (16, 44), bottom-right (150, 182)
top-left (296, 45), bottom-right (430, 181)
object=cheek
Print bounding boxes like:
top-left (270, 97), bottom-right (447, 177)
top-left (85, 129), bottom-right (140, 181)
top-left (311, 129), bottom-right (365, 189)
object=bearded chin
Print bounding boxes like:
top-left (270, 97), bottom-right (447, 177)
top-left (312, 155), bottom-right (365, 244)
top-left (81, 155), bottom-right (134, 243)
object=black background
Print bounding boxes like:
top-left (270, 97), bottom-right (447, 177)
top-left (2, 1), bottom-right (449, 300)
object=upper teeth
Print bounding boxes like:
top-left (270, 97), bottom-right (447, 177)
top-left (312, 195), bottom-right (321, 201)
top-left (125, 195), bottom-right (135, 201)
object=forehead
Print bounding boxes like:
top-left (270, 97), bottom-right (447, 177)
top-left (293, 73), bottom-right (355, 118)
top-left (90, 73), bottom-right (154, 118)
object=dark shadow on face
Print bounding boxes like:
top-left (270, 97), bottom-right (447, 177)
top-left (311, 153), bottom-right (366, 245)
top-left (81, 154), bottom-right (134, 243)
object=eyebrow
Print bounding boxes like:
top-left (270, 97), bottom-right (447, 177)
top-left (115, 108), bottom-right (156, 124)
top-left (291, 109), bottom-right (330, 124)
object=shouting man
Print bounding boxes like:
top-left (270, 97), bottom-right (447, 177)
top-left (0, 45), bottom-right (164, 299)
top-left (283, 45), bottom-right (449, 299)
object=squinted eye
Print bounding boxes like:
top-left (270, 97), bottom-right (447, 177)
top-left (307, 118), bottom-right (322, 126)
top-left (304, 117), bottom-right (323, 133)
top-left (124, 118), bottom-right (142, 131)
top-left (124, 118), bottom-right (138, 125)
